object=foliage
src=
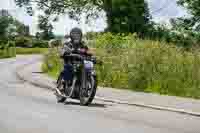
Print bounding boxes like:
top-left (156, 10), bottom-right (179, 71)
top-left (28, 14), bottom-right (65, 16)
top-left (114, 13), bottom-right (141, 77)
top-left (94, 32), bottom-right (137, 49)
top-left (14, 36), bottom-right (48, 48)
top-left (0, 12), bottom-right (30, 40)
top-left (0, 40), bottom-right (9, 49)
top-left (15, 36), bottom-right (32, 47)
top-left (84, 32), bottom-right (101, 40)
top-left (32, 40), bottom-right (48, 48)
top-left (174, 0), bottom-right (200, 32)
top-left (85, 25), bottom-right (200, 49)
top-left (15, 0), bottom-right (151, 35)
top-left (42, 33), bottom-right (200, 99)
top-left (0, 41), bottom-right (16, 58)
top-left (0, 16), bottom-right (13, 39)
top-left (0, 10), bottom-right (30, 54)
top-left (13, 19), bottom-right (30, 36)
top-left (177, 0), bottom-right (199, 16)
top-left (170, 17), bottom-right (194, 31)
top-left (37, 15), bottom-right (55, 40)
top-left (48, 39), bottom-right (62, 48)
top-left (103, 0), bottom-right (151, 34)
top-left (144, 23), bottom-right (200, 48)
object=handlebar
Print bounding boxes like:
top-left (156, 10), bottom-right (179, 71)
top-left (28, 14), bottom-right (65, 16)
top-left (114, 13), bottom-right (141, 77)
top-left (63, 53), bottom-right (102, 65)
top-left (66, 54), bottom-right (83, 59)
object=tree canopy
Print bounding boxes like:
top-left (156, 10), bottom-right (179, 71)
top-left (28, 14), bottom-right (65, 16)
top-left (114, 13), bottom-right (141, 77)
top-left (15, 0), bottom-right (151, 34)
top-left (176, 0), bottom-right (200, 31)
top-left (105, 0), bottom-right (151, 34)
top-left (37, 15), bottom-right (55, 40)
top-left (0, 16), bottom-right (12, 39)
top-left (0, 14), bottom-right (29, 40)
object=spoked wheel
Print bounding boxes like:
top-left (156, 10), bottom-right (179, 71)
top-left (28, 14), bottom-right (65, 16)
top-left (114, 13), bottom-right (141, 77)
top-left (80, 76), bottom-right (97, 106)
top-left (55, 75), bottom-right (66, 103)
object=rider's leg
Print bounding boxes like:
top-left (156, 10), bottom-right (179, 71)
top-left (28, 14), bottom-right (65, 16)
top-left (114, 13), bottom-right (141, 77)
top-left (63, 63), bottom-right (73, 80)
top-left (57, 62), bottom-right (72, 91)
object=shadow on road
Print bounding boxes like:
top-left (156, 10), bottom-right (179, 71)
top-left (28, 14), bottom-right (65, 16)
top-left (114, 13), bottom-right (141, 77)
top-left (64, 101), bottom-right (107, 108)
top-left (32, 71), bottom-right (44, 74)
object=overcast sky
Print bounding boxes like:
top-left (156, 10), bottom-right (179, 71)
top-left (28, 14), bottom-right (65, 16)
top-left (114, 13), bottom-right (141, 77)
top-left (0, 0), bottom-right (188, 35)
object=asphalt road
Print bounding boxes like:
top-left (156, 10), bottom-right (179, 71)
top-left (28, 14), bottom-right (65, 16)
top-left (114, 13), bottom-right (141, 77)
top-left (0, 55), bottom-right (200, 133)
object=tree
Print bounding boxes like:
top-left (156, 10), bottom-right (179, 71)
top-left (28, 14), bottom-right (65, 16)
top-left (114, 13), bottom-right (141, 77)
top-left (105, 0), bottom-right (151, 34)
top-left (12, 19), bottom-right (30, 36)
top-left (0, 16), bottom-right (13, 40)
top-left (0, 12), bottom-right (30, 40)
top-left (170, 18), bottom-right (194, 31)
top-left (176, 0), bottom-right (200, 31)
top-left (35, 32), bottom-right (41, 39)
top-left (14, 0), bottom-right (151, 34)
top-left (38, 15), bottom-right (55, 40)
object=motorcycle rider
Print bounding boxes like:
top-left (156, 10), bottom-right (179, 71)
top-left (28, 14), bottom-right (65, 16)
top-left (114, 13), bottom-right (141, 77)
top-left (62, 28), bottom-right (89, 54)
top-left (57, 27), bottom-right (92, 101)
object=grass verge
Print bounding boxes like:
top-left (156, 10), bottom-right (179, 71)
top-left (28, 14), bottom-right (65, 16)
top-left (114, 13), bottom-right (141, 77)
top-left (0, 47), bottom-right (16, 59)
top-left (16, 48), bottom-right (48, 55)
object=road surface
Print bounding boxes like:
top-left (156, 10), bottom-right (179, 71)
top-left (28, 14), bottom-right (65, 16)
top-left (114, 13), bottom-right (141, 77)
top-left (0, 55), bottom-right (199, 133)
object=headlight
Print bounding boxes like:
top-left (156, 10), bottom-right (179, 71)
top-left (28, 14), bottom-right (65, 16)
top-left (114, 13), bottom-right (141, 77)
top-left (84, 61), bottom-right (94, 69)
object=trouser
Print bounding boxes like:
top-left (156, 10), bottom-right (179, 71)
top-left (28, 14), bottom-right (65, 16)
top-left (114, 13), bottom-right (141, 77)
top-left (63, 63), bottom-right (73, 81)
top-left (61, 63), bottom-right (87, 89)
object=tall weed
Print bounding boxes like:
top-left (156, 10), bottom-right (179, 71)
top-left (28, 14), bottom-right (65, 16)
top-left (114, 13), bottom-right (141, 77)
top-left (43, 33), bottom-right (200, 99)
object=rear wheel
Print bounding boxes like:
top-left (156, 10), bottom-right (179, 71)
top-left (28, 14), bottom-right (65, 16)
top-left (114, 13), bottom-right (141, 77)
top-left (80, 76), bottom-right (97, 106)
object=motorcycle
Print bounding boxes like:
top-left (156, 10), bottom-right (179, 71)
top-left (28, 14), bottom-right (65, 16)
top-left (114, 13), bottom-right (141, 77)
top-left (54, 49), bottom-right (99, 106)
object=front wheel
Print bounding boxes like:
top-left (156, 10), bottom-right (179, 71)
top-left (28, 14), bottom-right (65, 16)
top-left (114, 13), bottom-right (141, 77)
top-left (79, 76), bottom-right (97, 106)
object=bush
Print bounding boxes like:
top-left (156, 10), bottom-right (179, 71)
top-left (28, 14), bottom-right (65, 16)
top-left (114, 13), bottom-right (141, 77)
top-left (15, 36), bottom-right (32, 48)
top-left (0, 39), bottom-right (9, 49)
top-left (85, 32), bottom-right (102, 40)
top-left (94, 32), bottom-right (137, 49)
top-left (14, 36), bottom-right (48, 48)
top-left (0, 43), bottom-right (4, 49)
top-left (32, 40), bottom-right (48, 48)
top-left (146, 24), bottom-right (200, 48)
top-left (0, 41), bottom-right (16, 58)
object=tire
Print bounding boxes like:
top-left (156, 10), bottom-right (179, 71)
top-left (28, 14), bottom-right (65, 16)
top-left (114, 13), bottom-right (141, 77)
top-left (79, 76), bottom-right (97, 106)
top-left (56, 73), bottom-right (66, 103)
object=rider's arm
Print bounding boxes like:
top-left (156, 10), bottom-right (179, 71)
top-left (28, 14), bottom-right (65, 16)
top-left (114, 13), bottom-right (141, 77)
top-left (81, 45), bottom-right (95, 56)
top-left (59, 42), bottom-right (73, 58)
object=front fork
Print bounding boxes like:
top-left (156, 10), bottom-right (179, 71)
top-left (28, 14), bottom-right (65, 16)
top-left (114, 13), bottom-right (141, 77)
top-left (81, 66), bottom-right (96, 90)
top-left (81, 67), bottom-right (87, 89)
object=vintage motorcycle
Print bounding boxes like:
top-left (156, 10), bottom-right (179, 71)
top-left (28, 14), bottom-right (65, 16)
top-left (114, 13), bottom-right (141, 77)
top-left (54, 49), bottom-right (99, 106)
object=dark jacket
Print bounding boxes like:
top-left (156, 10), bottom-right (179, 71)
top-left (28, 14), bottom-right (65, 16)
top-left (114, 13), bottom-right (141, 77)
top-left (60, 41), bottom-right (88, 63)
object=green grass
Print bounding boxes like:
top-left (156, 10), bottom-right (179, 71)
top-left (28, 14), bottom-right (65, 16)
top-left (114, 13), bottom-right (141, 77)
top-left (16, 48), bottom-right (48, 55)
top-left (42, 33), bottom-right (200, 99)
top-left (0, 47), bottom-right (16, 59)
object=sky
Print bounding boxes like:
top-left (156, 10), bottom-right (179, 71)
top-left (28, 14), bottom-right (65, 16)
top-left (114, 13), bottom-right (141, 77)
top-left (0, 0), bottom-right (188, 35)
